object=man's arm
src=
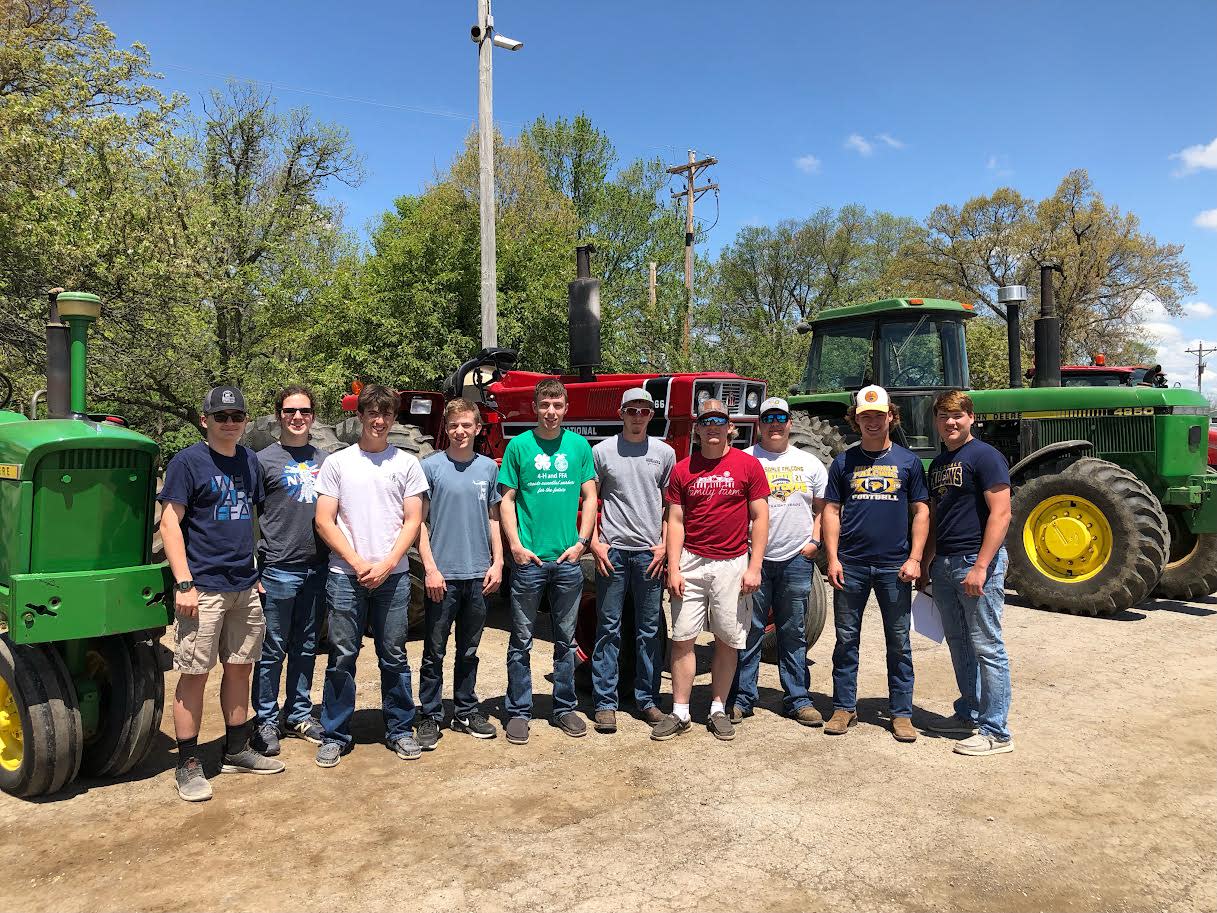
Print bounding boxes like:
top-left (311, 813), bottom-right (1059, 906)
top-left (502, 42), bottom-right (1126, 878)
top-left (361, 494), bottom-right (423, 590)
top-left (666, 502), bottom-right (686, 598)
top-left (499, 487), bottom-right (541, 566)
top-left (900, 501), bottom-right (930, 583)
top-left (483, 503), bottom-right (503, 595)
top-left (822, 501), bottom-right (843, 589)
top-left (558, 479), bottom-right (598, 563)
top-left (418, 496), bottom-right (446, 602)
top-left (315, 494), bottom-right (369, 576)
top-left (802, 496), bottom-right (827, 558)
top-left (962, 485), bottom-right (1011, 596)
top-left (646, 504), bottom-right (669, 580)
top-left (742, 498), bottom-right (768, 594)
top-left (159, 502), bottom-right (197, 617)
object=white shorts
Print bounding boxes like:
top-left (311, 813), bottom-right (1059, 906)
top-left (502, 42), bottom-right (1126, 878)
top-left (670, 550), bottom-right (750, 649)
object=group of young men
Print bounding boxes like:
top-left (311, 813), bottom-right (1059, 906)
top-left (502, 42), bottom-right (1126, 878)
top-left (159, 376), bottom-right (1015, 803)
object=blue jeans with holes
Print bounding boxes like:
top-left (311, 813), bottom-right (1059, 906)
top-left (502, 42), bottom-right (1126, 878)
top-left (253, 562), bottom-right (328, 728)
top-left (931, 548), bottom-right (1012, 741)
top-left (831, 563), bottom-right (914, 717)
top-left (506, 560), bottom-right (584, 720)
top-left (320, 571), bottom-right (415, 750)
top-left (728, 553), bottom-right (815, 715)
top-left (418, 578), bottom-right (488, 721)
top-left (592, 548), bottom-right (665, 711)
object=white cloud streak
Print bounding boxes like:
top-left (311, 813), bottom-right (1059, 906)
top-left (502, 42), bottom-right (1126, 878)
top-left (1171, 137), bottom-right (1217, 175)
top-left (844, 134), bottom-right (873, 156)
top-left (877, 133), bottom-right (905, 149)
top-left (794, 154), bottom-right (822, 174)
top-left (1186, 301), bottom-right (1216, 319)
top-left (1194, 208), bottom-right (1217, 230)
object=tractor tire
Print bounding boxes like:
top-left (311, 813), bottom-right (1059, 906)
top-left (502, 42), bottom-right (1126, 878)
top-left (240, 415), bottom-right (281, 452)
top-left (573, 587), bottom-right (670, 707)
top-left (80, 634), bottom-right (164, 778)
top-left (388, 424), bottom-right (436, 459)
top-left (0, 637), bottom-right (82, 798)
top-left (1153, 509), bottom-right (1217, 600)
top-left (760, 562), bottom-right (828, 663)
top-left (120, 635), bottom-right (165, 775)
top-left (334, 416), bottom-right (362, 444)
top-left (308, 423), bottom-right (348, 454)
top-left (789, 412), bottom-right (851, 467)
top-left (1006, 457), bottom-right (1168, 616)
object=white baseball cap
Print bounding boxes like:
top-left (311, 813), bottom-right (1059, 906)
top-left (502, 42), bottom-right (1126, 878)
top-left (758, 396), bottom-right (789, 416)
top-left (620, 387), bottom-right (655, 408)
top-left (855, 385), bottom-right (891, 414)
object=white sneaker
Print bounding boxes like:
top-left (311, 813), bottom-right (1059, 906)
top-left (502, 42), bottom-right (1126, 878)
top-left (954, 733), bottom-right (1013, 756)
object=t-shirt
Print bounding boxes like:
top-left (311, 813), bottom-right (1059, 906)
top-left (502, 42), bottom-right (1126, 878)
top-left (497, 430), bottom-right (595, 561)
top-left (422, 452), bottom-right (502, 579)
top-left (824, 445), bottom-right (929, 567)
top-left (256, 442), bottom-right (329, 567)
top-left (314, 444), bottom-right (429, 576)
top-left (666, 447), bottom-right (770, 561)
top-left (749, 443), bottom-right (829, 562)
top-left (593, 435), bottom-right (676, 551)
top-left (928, 437), bottom-right (1011, 557)
top-left (159, 441), bottom-right (265, 592)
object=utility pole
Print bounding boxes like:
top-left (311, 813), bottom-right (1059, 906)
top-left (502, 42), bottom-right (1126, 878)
top-left (647, 261), bottom-right (657, 314)
top-left (668, 150), bottom-right (718, 357)
top-left (1185, 342), bottom-right (1217, 391)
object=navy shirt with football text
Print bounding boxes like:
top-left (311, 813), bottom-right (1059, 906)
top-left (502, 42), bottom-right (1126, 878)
top-left (824, 445), bottom-right (929, 567)
top-left (928, 437), bottom-right (1011, 557)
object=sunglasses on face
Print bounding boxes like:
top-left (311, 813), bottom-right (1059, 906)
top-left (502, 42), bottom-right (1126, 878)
top-left (697, 415), bottom-right (728, 427)
top-left (281, 407), bottom-right (314, 417)
top-left (210, 411), bottom-right (247, 424)
top-left (760, 412), bottom-right (790, 424)
top-left (622, 406), bottom-right (653, 417)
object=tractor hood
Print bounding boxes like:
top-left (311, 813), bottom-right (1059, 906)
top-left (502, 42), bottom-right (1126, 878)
top-left (0, 418), bottom-right (158, 480)
top-left (968, 385), bottom-right (1210, 415)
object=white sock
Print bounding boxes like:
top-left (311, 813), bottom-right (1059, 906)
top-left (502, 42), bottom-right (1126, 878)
top-left (710, 699), bottom-right (725, 717)
top-left (673, 703), bottom-right (691, 722)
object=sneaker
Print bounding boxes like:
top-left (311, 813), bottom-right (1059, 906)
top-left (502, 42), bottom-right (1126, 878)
top-left (286, 717), bottom-right (325, 744)
top-left (954, 733), bottom-right (1014, 756)
top-left (251, 722), bottom-right (280, 757)
top-left (390, 733), bottom-right (422, 760)
top-left (640, 706), bottom-right (666, 726)
top-left (824, 709), bottom-right (858, 735)
top-left (792, 705), bottom-right (824, 727)
top-left (891, 716), bottom-right (918, 743)
top-left (727, 705), bottom-right (753, 724)
top-left (554, 711), bottom-right (587, 738)
top-left (593, 710), bottom-right (617, 734)
top-left (315, 741), bottom-right (343, 768)
top-left (416, 717), bottom-right (442, 751)
top-left (707, 711), bottom-right (736, 742)
top-left (505, 717), bottom-right (530, 745)
top-left (221, 747), bottom-right (287, 775)
top-left (925, 714), bottom-right (979, 736)
top-left (175, 758), bottom-right (213, 802)
top-left (452, 712), bottom-right (497, 739)
top-left (650, 714), bottom-right (691, 741)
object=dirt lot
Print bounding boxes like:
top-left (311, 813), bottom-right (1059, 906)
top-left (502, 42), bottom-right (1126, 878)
top-left (2, 587), bottom-right (1215, 913)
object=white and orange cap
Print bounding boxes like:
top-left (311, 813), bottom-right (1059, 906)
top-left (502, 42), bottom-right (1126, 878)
top-left (855, 385), bottom-right (891, 414)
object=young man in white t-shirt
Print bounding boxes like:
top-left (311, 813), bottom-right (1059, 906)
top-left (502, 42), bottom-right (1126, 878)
top-left (312, 385), bottom-right (428, 767)
top-left (727, 397), bottom-right (828, 727)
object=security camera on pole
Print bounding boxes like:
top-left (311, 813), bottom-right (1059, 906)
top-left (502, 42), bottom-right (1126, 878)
top-left (470, 0), bottom-right (523, 349)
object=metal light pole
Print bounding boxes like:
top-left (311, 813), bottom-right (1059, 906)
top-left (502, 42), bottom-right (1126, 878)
top-left (471, 0), bottom-right (522, 350)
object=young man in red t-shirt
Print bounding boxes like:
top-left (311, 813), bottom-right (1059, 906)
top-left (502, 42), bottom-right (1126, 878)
top-left (653, 399), bottom-right (770, 742)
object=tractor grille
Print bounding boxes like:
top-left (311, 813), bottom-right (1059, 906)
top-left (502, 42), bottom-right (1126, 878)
top-left (43, 449), bottom-right (152, 472)
top-left (1038, 415), bottom-right (1155, 454)
top-left (718, 381), bottom-right (745, 414)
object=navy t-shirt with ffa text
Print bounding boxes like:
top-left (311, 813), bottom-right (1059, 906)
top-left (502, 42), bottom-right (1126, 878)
top-left (928, 438), bottom-right (1011, 557)
top-left (824, 445), bottom-right (929, 567)
top-left (159, 441), bottom-right (265, 592)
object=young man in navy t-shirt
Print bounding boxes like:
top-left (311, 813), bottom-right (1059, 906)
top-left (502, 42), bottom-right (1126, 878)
top-left (822, 385), bottom-right (929, 743)
top-left (923, 390), bottom-right (1014, 756)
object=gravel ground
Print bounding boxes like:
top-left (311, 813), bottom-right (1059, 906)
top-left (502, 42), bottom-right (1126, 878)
top-left (2, 586), bottom-right (1214, 913)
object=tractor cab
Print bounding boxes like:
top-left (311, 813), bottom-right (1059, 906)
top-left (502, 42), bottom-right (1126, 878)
top-left (796, 297), bottom-right (974, 459)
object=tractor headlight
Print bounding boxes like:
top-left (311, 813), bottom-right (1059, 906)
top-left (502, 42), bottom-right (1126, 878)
top-left (746, 390), bottom-right (759, 410)
top-left (696, 388), bottom-right (712, 409)
top-left (409, 397), bottom-right (432, 415)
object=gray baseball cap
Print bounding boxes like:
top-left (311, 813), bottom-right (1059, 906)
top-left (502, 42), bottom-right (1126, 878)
top-left (201, 385), bottom-right (246, 414)
top-left (620, 387), bottom-right (655, 408)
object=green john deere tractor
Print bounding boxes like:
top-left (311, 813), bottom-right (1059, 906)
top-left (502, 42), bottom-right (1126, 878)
top-left (784, 269), bottom-right (1217, 616)
top-left (0, 292), bottom-right (170, 798)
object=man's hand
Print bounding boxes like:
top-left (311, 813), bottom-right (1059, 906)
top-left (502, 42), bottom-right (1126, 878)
top-left (557, 541), bottom-right (586, 564)
top-left (915, 570), bottom-right (931, 593)
top-left (175, 586), bottom-right (200, 618)
top-left (800, 540), bottom-right (820, 559)
top-left (645, 543), bottom-right (666, 580)
top-left (359, 558), bottom-right (394, 590)
top-left (962, 562), bottom-right (988, 598)
top-left (349, 555), bottom-right (372, 581)
top-left (897, 557), bottom-right (921, 584)
top-left (255, 579), bottom-right (266, 596)
top-left (741, 566), bottom-right (761, 595)
top-left (425, 566), bottom-right (446, 603)
top-left (511, 544), bottom-right (543, 567)
top-left (827, 558), bottom-right (845, 590)
top-left (591, 540), bottom-right (614, 577)
top-left (667, 567), bottom-right (685, 600)
top-left (482, 561), bottom-right (502, 596)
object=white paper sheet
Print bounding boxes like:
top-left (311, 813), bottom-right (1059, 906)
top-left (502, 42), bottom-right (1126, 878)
top-left (911, 590), bottom-right (945, 643)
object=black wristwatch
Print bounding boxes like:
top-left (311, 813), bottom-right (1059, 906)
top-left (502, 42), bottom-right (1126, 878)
top-left (808, 538), bottom-right (822, 550)
top-left (577, 536), bottom-right (591, 548)
top-left (175, 580), bottom-right (195, 593)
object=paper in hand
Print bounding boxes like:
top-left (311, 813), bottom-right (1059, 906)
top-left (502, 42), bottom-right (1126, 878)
top-left (911, 589), bottom-right (945, 643)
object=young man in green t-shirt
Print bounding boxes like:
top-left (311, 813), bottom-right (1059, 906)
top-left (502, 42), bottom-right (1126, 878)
top-left (498, 378), bottom-right (597, 745)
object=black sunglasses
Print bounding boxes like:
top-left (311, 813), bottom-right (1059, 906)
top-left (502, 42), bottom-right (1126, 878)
top-left (210, 411), bottom-right (247, 424)
top-left (697, 415), bottom-right (728, 427)
top-left (281, 407), bottom-right (314, 416)
top-left (760, 412), bottom-right (790, 424)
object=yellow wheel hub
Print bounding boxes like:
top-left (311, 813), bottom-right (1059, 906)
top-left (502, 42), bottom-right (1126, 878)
top-left (1024, 495), bottom-right (1113, 583)
top-left (0, 677), bottom-right (23, 772)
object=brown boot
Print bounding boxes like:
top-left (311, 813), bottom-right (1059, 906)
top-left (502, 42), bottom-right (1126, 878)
top-left (823, 709), bottom-right (857, 735)
top-left (593, 710), bottom-right (617, 734)
top-left (641, 706), bottom-right (666, 726)
top-left (792, 705), bottom-right (824, 727)
top-left (891, 716), bottom-right (918, 743)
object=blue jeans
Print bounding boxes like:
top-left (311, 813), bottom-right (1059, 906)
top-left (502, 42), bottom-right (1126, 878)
top-left (418, 578), bottom-right (487, 721)
top-left (320, 571), bottom-right (415, 749)
top-left (831, 563), bottom-right (914, 717)
top-left (592, 548), bottom-right (664, 711)
top-left (728, 553), bottom-right (815, 715)
top-left (253, 562), bottom-right (328, 728)
top-left (506, 560), bottom-right (584, 720)
top-left (931, 549), bottom-right (1012, 741)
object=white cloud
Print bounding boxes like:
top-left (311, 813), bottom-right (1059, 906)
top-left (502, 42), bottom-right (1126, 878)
top-left (844, 134), bottom-right (873, 156)
top-left (986, 154), bottom-right (1014, 178)
top-left (1171, 137), bottom-right (1217, 175)
top-left (1194, 208), bottom-right (1217, 230)
top-left (794, 154), bottom-right (822, 174)
top-left (877, 133), bottom-right (905, 149)
top-left (1186, 301), bottom-right (1216, 319)
top-left (1136, 293), bottom-right (1216, 394)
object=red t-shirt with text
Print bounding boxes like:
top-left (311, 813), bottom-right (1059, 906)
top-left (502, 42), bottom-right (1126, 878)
top-left (666, 447), bottom-right (771, 560)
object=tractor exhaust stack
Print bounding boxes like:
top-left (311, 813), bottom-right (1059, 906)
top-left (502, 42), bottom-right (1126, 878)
top-left (1032, 264), bottom-right (1062, 388)
top-left (997, 284), bottom-right (1027, 389)
top-left (45, 288), bottom-right (71, 418)
top-left (568, 244), bottom-right (601, 383)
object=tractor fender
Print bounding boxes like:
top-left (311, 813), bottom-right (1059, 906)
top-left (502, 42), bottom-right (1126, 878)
top-left (1008, 440), bottom-right (1094, 486)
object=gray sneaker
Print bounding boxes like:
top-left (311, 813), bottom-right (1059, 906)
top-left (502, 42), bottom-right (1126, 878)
top-left (175, 758), bottom-right (213, 802)
top-left (925, 714), bottom-right (979, 735)
top-left (390, 734), bottom-right (422, 760)
top-left (505, 717), bottom-right (530, 745)
top-left (416, 717), bottom-right (442, 751)
top-left (554, 711), bottom-right (587, 738)
top-left (650, 714), bottom-right (692, 742)
top-left (251, 722), bottom-right (281, 756)
top-left (221, 747), bottom-right (286, 775)
top-left (707, 711), bottom-right (736, 742)
top-left (286, 717), bottom-right (324, 744)
top-left (315, 741), bottom-right (343, 768)
top-left (953, 733), bottom-right (1014, 756)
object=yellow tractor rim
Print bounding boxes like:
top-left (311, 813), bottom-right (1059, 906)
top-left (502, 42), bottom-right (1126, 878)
top-left (1024, 494), bottom-right (1113, 583)
top-left (0, 677), bottom-right (23, 772)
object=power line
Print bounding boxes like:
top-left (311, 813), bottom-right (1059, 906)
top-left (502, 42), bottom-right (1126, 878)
top-left (668, 150), bottom-right (719, 357)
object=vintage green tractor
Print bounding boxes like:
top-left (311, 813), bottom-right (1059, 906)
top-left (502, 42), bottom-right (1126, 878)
top-left (785, 271), bottom-right (1217, 616)
top-left (0, 293), bottom-right (170, 798)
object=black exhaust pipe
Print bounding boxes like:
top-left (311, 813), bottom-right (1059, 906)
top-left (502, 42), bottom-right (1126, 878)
top-left (1032, 264), bottom-right (1062, 388)
top-left (45, 287), bottom-right (70, 418)
top-left (568, 244), bottom-right (601, 383)
top-left (997, 284), bottom-right (1027, 389)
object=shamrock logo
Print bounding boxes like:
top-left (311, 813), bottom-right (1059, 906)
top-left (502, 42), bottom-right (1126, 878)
top-left (534, 453), bottom-right (552, 471)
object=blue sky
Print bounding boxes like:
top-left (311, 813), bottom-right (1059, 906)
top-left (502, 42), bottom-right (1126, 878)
top-left (98, 1), bottom-right (1216, 393)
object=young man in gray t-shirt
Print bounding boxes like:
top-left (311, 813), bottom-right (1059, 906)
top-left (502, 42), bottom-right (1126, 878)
top-left (588, 388), bottom-right (675, 733)
top-left (416, 398), bottom-right (504, 747)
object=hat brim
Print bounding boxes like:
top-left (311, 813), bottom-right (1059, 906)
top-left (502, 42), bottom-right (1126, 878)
top-left (697, 410), bottom-right (729, 420)
top-left (855, 403), bottom-right (890, 413)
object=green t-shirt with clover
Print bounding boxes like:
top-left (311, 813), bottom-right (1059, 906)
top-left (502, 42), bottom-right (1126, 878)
top-left (497, 429), bottom-right (595, 561)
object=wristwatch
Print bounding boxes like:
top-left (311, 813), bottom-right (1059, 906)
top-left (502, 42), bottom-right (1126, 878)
top-left (175, 580), bottom-right (195, 593)
top-left (808, 538), bottom-right (822, 550)
top-left (577, 536), bottom-right (591, 548)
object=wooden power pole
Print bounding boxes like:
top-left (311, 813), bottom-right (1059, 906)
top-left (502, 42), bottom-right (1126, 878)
top-left (648, 261), bottom-right (657, 314)
top-left (668, 150), bottom-right (718, 357)
top-left (1186, 342), bottom-right (1217, 391)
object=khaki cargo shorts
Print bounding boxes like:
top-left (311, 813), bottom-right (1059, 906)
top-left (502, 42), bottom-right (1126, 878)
top-left (669, 550), bottom-right (750, 649)
top-left (174, 588), bottom-right (265, 674)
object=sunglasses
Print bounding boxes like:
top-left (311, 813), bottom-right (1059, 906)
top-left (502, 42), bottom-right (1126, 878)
top-left (281, 407), bottom-right (314, 416)
top-left (697, 415), bottom-right (728, 427)
top-left (760, 412), bottom-right (790, 424)
top-left (210, 411), bottom-right (247, 424)
top-left (622, 406), bottom-right (653, 417)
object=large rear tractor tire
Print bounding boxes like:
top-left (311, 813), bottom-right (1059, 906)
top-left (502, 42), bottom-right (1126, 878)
top-left (760, 562), bottom-right (828, 662)
top-left (387, 424), bottom-right (436, 459)
top-left (789, 413), bottom-right (851, 467)
top-left (0, 637), bottom-right (82, 798)
top-left (241, 417), bottom-right (346, 454)
top-left (79, 633), bottom-right (165, 778)
top-left (334, 415), bottom-right (362, 445)
top-left (1007, 457), bottom-right (1168, 616)
top-left (1153, 509), bottom-right (1217, 600)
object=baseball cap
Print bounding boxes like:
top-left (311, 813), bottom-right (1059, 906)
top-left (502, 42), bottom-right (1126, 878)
top-left (620, 387), bottom-right (655, 408)
top-left (854, 385), bottom-right (890, 414)
top-left (202, 385), bottom-right (246, 414)
top-left (696, 398), bottom-right (729, 419)
top-left (759, 396), bottom-right (789, 416)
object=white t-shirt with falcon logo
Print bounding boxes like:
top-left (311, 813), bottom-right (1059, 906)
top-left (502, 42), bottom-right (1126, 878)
top-left (748, 443), bottom-right (828, 561)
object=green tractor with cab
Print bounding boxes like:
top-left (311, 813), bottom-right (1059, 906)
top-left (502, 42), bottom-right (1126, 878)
top-left (785, 267), bottom-right (1217, 616)
top-left (0, 292), bottom-right (170, 798)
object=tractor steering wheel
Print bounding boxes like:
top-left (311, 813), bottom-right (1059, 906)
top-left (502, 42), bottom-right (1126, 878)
top-left (891, 364), bottom-right (936, 387)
